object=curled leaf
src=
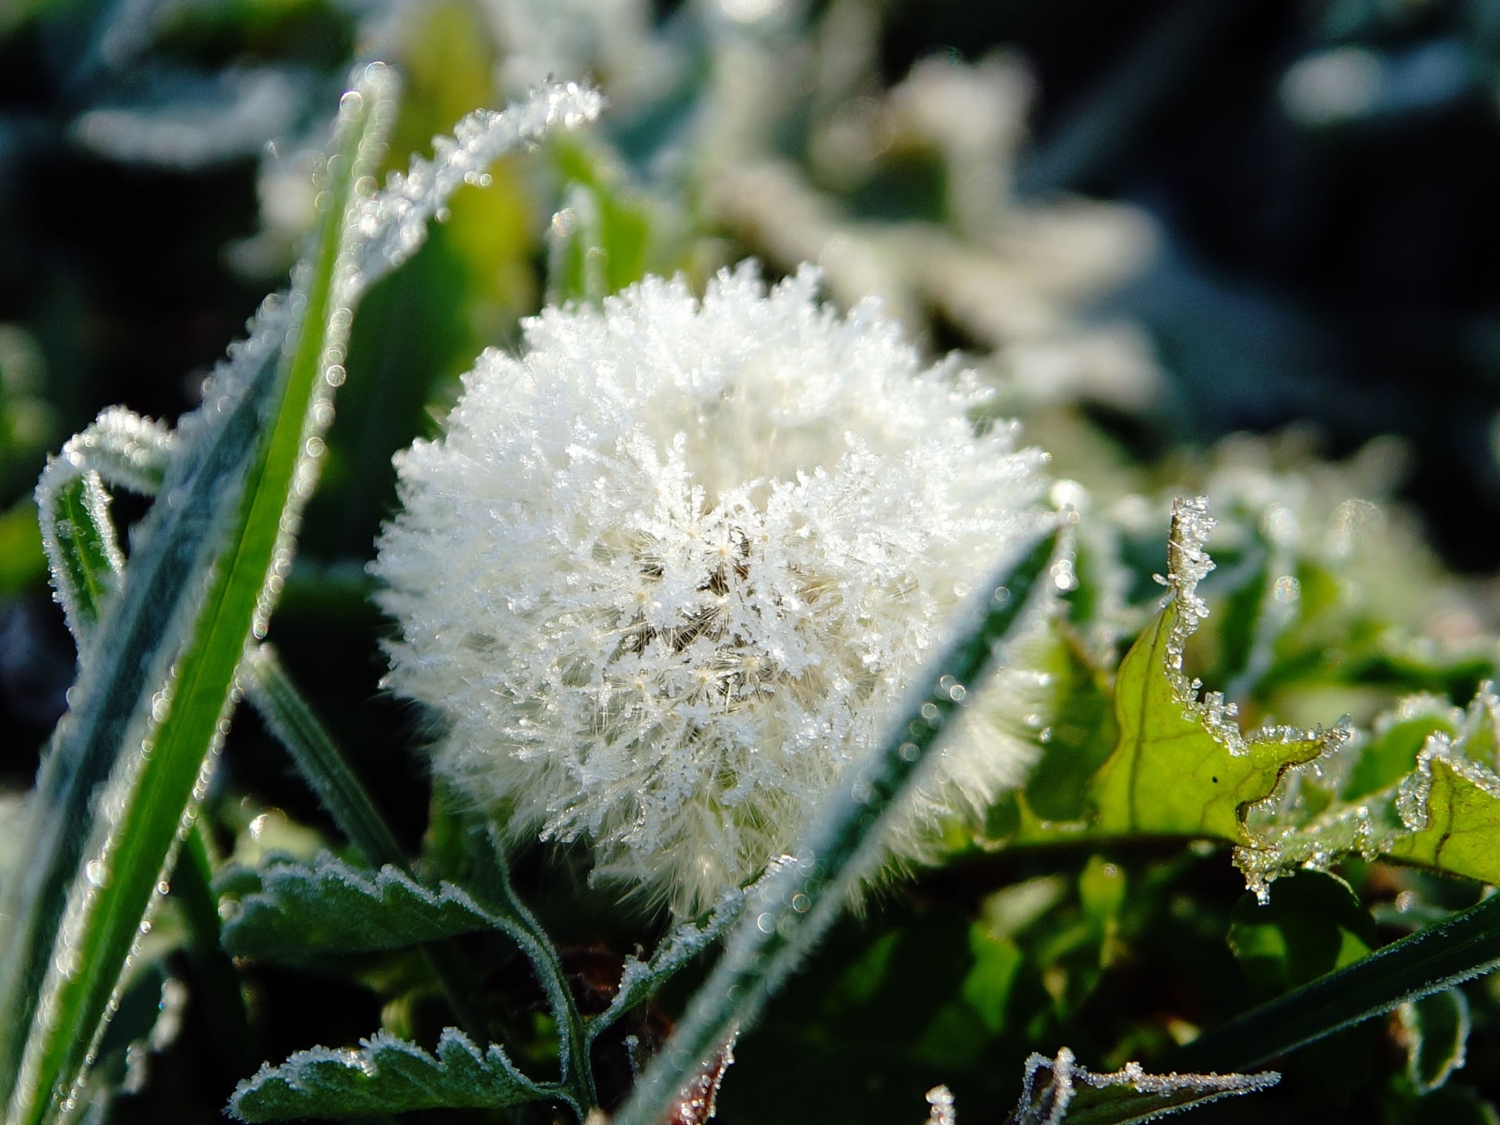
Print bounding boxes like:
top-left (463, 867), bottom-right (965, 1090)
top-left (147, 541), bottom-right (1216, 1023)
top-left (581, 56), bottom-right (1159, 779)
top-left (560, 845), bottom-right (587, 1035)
top-left (1006, 1047), bottom-right (1278, 1125)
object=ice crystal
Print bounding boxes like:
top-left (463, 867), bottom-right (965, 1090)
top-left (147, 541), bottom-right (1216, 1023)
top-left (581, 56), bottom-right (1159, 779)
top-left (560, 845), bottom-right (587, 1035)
top-left (1008, 1048), bottom-right (1278, 1125)
top-left (373, 262), bottom-right (1051, 913)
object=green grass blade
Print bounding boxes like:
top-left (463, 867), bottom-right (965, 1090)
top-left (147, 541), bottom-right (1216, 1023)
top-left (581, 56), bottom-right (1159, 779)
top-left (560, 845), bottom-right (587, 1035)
top-left (0, 73), bottom-right (603, 1125)
top-left (612, 529), bottom-right (1062, 1125)
top-left (34, 465), bottom-right (123, 644)
top-left (241, 646), bottom-right (407, 870)
top-left (1167, 892), bottom-right (1500, 1073)
top-left (0, 69), bottom-right (396, 1125)
top-left (0, 285), bottom-right (284, 1121)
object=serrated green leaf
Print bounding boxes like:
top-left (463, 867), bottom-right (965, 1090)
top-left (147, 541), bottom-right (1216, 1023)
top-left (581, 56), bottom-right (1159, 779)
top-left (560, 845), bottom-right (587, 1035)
top-left (228, 1028), bottom-right (547, 1121)
top-left (1089, 599), bottom-right (1331, 842)
top-left (219, 855), bottom-right (521, 960)
top-left (1386, 755), bottom-right (1500, 884)
top-left (1241, 689), bottom-right (1500, 894)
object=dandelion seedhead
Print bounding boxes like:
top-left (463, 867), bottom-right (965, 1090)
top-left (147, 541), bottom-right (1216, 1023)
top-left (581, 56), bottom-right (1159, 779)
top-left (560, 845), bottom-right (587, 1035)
top-left (373, 262), bottom-right (1053, 913)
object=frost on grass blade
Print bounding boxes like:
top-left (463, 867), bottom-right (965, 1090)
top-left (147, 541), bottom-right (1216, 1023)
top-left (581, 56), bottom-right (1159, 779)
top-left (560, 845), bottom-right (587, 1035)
top-left (35, 408), bottom-right (175, 648)
top-left (589, 867), bottom-right (756, 1044)
top-left (348, 79), bottom-right (605, 287)
top-left (228, 1028), bottom-right (545, 1122)
top-left (48, 407), bottom-right (174, 498)
top-left (36, 466), bottom-right (122, 646)
top-left (218, 854), bottom-right (524, 960)
top-left (0, 65), bottom-right (605, 1125)
top-left (1005, 1047), bottom-right (1278, 1125)
top-left (1084, 498), bottom-right (1346, 851)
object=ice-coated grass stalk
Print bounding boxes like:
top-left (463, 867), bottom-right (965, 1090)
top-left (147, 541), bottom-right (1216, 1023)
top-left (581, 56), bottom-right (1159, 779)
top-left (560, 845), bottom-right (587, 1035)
top-left (612, 527), bottom-right (1062, 1125)
top-left (0, 67), bottom-right (602, 1125)
top-left (239, 646), bottom-right (492, 1045)
top-left (0, 67), bottom-right (394, 1125)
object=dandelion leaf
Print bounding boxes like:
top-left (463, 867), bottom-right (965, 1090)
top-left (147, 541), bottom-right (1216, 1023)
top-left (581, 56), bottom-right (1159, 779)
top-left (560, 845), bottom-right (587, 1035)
top-left (219, 854), bottom-right (521, 960)
top-left (1243, 688), bottom-right (1500, 893)
top-left (228, 1028), bottom-right (545, 1121)
top-left (1385, 754), bottom-right (1500, 885)
top-left (1087, 499), bottom-right (1339, 844)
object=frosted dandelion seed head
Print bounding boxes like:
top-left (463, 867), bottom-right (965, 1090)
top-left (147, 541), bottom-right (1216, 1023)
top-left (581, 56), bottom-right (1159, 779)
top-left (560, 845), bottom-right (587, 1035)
top-left (372, 261), bottom-right (1054, 914)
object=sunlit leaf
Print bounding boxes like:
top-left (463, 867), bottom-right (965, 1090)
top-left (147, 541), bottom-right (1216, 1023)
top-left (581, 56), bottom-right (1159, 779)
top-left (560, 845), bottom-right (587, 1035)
top-left (1085, 499), bottom-right (1340, 844)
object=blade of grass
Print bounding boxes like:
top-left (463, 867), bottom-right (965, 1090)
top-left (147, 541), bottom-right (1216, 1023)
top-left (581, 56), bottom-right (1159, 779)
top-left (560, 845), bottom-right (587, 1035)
top-left (240, 646), bottom-right (407, 869)
top-left (1167, 891), bottom-right (1500, 1073)
top-left (0, 281), bottom-right (287, 1120)
top-left (0, 67), bottom-right (397, 1125)
top-left (1, 73), bottom-right (603, 1125)
top-left (612, 528), bottom-right (1063, 1125)
top-left (34, 466), bottom-right (123, 644)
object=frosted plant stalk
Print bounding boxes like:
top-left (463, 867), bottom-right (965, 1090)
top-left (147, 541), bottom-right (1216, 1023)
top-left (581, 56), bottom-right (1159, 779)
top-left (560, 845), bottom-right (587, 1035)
top-left (373, 262), bottom-right (1053, 914)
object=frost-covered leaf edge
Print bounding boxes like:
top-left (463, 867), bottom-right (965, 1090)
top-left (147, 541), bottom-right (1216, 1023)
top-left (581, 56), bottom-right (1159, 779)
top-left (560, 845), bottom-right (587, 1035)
top-left (227, 1027), bottom-right (547, 1122)
top-left (218, 853), bottom-right (526, 959)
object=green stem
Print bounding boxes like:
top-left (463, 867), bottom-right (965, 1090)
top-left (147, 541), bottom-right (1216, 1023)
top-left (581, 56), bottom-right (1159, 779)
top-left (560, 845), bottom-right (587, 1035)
top-left (240, 646), bottom-right (490, 1047)
top-left (478, 835), bottom-right (598, 1116)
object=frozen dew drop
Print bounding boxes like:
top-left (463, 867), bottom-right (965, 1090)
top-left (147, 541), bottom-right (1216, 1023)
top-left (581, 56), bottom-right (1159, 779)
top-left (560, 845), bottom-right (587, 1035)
top-left (85, 859), bottom-right (109, 887)
top-left (1273, 573), bottom-right (1301, 605)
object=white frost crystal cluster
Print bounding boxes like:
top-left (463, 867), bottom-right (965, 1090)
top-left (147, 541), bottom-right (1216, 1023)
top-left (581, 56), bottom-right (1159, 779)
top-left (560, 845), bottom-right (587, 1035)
top-left (373, 263), bottom-right (1052, 913)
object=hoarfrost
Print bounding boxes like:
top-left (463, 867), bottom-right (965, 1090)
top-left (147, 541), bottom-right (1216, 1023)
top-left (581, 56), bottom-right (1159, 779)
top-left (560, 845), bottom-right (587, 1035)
top-left (1006, 1047), bottom-right (1278, 1125)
